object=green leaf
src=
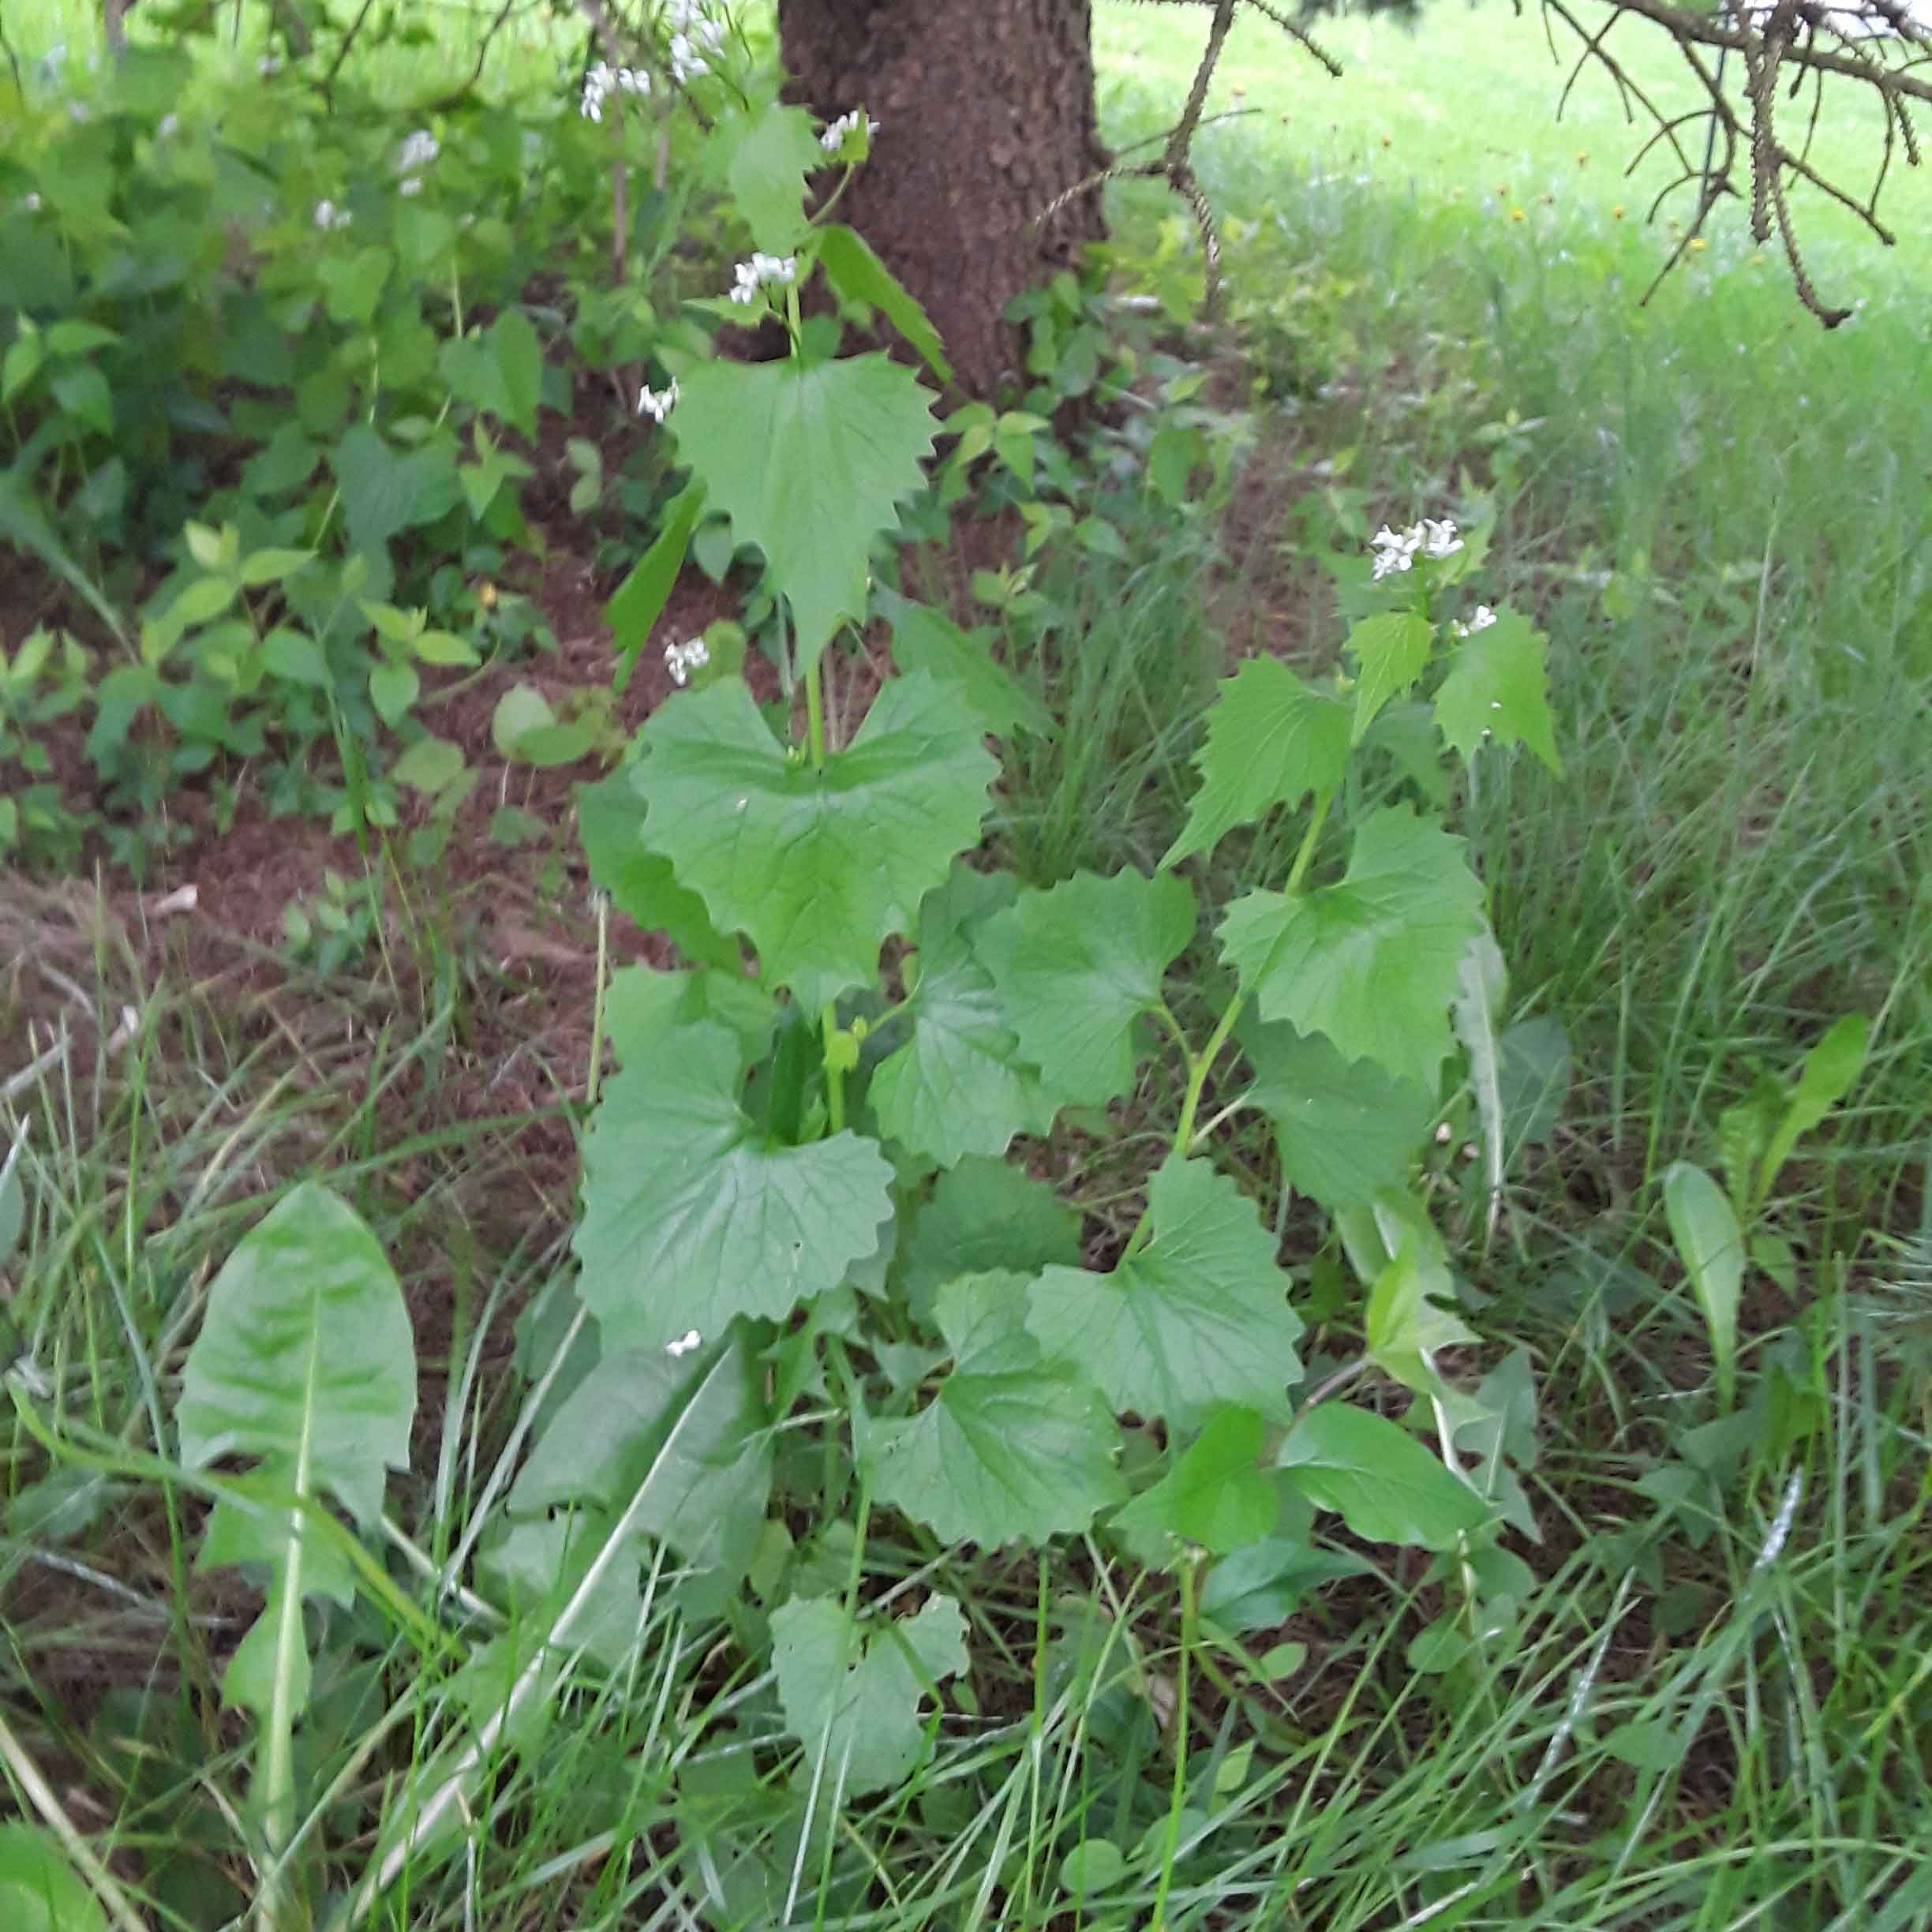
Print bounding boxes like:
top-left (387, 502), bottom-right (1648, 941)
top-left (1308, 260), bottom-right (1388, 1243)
top-left (177, 1185), bottom-right (414, 1740)
top-left (1241, 1015), bottom-right (1432, 1211)
top-left (771, 1593), bottom-right (969, 1797)
top-left (874, 584), bottom-right (1051, 739)
top-left (1220, 806), bottom-right (1488, 1095)
top-left (0, 1821), bottom-right (107, 1932)
top-left (1276, 1404), bottom-right (1487, 1550)
top-left (572, 1021), bottom-right (893, 1349)
top-left (1451, 930), bottom-right (1509, 1226)
top-left (1662, 1161), bottom-right (1744, 1409)
top-left (507, 1335), bottom-right (770, 1612)
top-left (1199, 1537), bottom-right (1369, 1633)
top-left (1028, 1156), bottom-right (1304, 1426)
top-left (2, 333), bottom-right (44, 404)
top-left (332, 425), bottom-right (458, 556)
top-left (369, 661), bottom-right (418, 726)
top-left (1059, 1840), bottom-right (1127, 1897)
top-left (861, 1271), bottom-right (1125, 1548)
top-left (979, 870), bottom-right (1196, 1110)
top-left (672, 354), bottom-right (938, 673)
top-left (390, 735), bottom-right (465, 795)
top-left (818, 223), bottom-right (953, 384)
top-left (1112, 1406), bottom-right (1275, 1556)
top-left (489, 309), bottom-right (543, 439)
top-left (1756, 1013), bottom-right (1869, 1209)
top-left (899, 1156), bottom-right (1080, 1323)
top-left (1365, 1238), bottom-right (1477, 1395)
top-left (1163, 658), bottom-right (1350, 869)
top-left (871, 867), bottom-right (1047, 1166)
top-left (724, 103), bottom-right (826, 251)
top-left (1346, 611), bottom-right (1433, 743)
top-left (608, 482), bottom-right (706, 689)
top-left (575, 769), bottom-right (739, 970)
top-left (632, 674), bottom-right (996, 1009)
top-left (1497, 1016), bottom-right (1571, 1151)
top-left (0, 467), bottom-right (126, 643)
top-left (1433, 609), bottom-right (1562, 773)
top-left (50, 364), bottom-right (114, 436)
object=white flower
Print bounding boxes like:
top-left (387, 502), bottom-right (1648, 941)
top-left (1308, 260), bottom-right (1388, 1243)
top-left (1369, 523), bottom-right (1421, 581)
top-left (637, 378), bottom-right (679, 422)
top-left (581, 60), bottom-right (650, 121)
top-left (668, 32), bottom-right (708, 81)
top-left (156, 112), bottom-right (179, 138)
top-left (665, 1328), bottom-right (703, 1357)
top-left (1421, 517), bottom-right (1463, 560)
top-left (728, 251), bottom-right (796, 305)
top-left (22, 193), bottom-right (42, 213)
top-left (313, 198), bottom-right (351, 230)
top-left (395, 129), bottom-right (440, 191)
top-left (820, 108), bottom-right (880, 153)
top-left (664, 637), bottom-right (710, 685)
top-left (1452, 605), bottom-right (1497, 638)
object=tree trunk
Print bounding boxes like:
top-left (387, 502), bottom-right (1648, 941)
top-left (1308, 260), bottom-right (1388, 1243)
top-left (780, 0), bottom-right (1107, 398)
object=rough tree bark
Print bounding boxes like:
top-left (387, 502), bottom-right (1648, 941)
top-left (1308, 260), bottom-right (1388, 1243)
top-left (779, 0), bottom-right (1108, 397)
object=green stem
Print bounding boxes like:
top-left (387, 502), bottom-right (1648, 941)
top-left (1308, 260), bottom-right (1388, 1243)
top-left (1285, 787), bottom-right (1335, 897)
top-left (1151, 1556), bottom-right (1200, 1932)
top-left (804, 650), bottom-right (826, 769)
top-left (822, 1002), bottom-right (846, 1135)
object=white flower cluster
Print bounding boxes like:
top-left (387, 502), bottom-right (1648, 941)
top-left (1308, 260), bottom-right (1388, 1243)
top-left (1452, 605), bottom-right (1498, 638)
top-left (728, 252), bottom-right (796, 304)
top-left (1369, 516), bottom-right (1464, 581)
top-left (820, 108), bottom-right (880, 153)
top-left (395, 129), bottom-right (439, 197)
top-left (665, 2), bottom-right (725, 82)
top-left (665, 637), bottom-right (710, 685)
top-left (666, 1327), bottom-right (703, 1357)
top-left (637, 378), bottom-right (680, 423)
top-left (581, 61), bottom-right (650, 122)
top-left (313, 199), bottom-right (352, 231)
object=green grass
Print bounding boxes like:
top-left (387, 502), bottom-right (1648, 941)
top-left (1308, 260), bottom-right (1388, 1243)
top-left (6, 4), bottom-right (1932, 1926)
top-left (1093, 0), bottom-right (1932, 1208)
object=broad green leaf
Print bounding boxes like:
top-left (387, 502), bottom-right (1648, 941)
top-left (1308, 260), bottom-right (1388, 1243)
top-left (771, 1593), bottom-right (968, 1797)
top-left (176, 1183), bottom-right (414, 1792)
top-left (1028, 1157), bottom-right (1304, 1426)
top-left (1276, 1404), bottom-right (1487, 1550)
top-left (1162, 657), bottom-right (1350, 869)
top-left (369, 661), bottom-right (418, 726)
top-left (1112, 1406), bottom-right (1275, 1556)
top-left (979, 870), bottom-right (1196, 1110)
top-left (572, 1020), bottom-right (893, 1348)
top-left (489, 309), bottom-right (543, 439)
top-left (1662, 1161), bottom-right (1744, 1410)
top-left (1059, 1840), bottom-right (1127, 1897)
top-left (898, 1156), bottom-right (1080, 1322)
top-left (608, 482), bottom-right (706, 690)
top-left (0, 1822), bottom-right (107, 1932)
top-left (861, 1272), bottom-right (1124, 1548)
top-left (575, 770), bottom-right (739, 970)
top-left (1346, 611), bottom-right (1432, 743)
top-left (1497, 1016), bottom-right (1571, 1150)
top-left (1220, 806), bottom-right (1488, 1095)
top-left (349, 1357), bottom-right (760, 1919)
top-left (871, 867), bottom-right (1048, 1166)
top-left (1365, 1239), bottom-right (1477, 1395)
top-left (1241, 1015), bottom-right (1432, 1211)
top-left (1452, 931), bottom-right (1508, 1234)
top-left (332, 425), bottom-right (459, 556)
top-left (1755, 1013), bottom-right (1869, 1208)
top-left (874, 584), bottom-right (1051, 738)
top-left (672, 353), bottom-right (938, 673)
top-left (390, 735), bottom-right (465, 795)
top-left (724, 102), bottom-right (826, 251)
top-left (1433, 609), bottom-right (1562, 773)
top-left (632, 674), bottom-right (996, 1009)
top-left (818, 223), bottom-right (954, 384)
top-left (507, 1336), bottom-right (770, 1614)
top-left (477, 1511), bottom-right (655, 1670)
top-left (1199, 1537), bottom-right (1370, 1634)
top-left (603, 964), bottom-right (777, 1068)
